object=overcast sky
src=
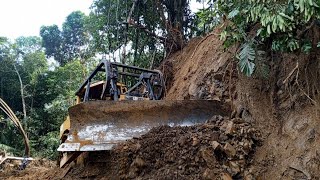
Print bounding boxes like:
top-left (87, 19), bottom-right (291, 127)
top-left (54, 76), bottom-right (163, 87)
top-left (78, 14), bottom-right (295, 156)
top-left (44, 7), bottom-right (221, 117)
top-left (0, 0), bottom-right (93, 40)
top-left (0, 0), bottom-right (203, 40)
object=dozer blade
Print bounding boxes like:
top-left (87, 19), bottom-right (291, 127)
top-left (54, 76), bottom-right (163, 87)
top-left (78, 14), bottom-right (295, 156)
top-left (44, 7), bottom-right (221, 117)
top-left (58, 100), bottom-right (230, 152)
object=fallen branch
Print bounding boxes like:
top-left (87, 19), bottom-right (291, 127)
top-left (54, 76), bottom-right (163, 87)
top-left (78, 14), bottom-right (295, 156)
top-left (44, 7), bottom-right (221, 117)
top-left (0, 98), bottom-right (30, 157)
top-left (0, 155), bottom-right (34, 165)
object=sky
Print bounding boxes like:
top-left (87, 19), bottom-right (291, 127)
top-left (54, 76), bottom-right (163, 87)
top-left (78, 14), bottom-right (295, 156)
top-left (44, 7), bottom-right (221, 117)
top-left (0, 0), bottom-right (203, 40)
top-left (0, 0), bottom-right (93, 40)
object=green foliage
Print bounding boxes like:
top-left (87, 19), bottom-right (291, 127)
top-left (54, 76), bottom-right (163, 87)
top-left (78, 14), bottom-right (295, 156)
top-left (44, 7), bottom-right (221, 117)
top-left (31, 131), bottom-right (59, 160)
top-left (215, 0), bottom-right (320, 76)
top-left (15, 36), bottom-right (42, 54)
top-left (301, 41), bottom-right (312, 53)
top-left (237, 41), bottom-right (256, 76)
top-left (88, 0), bottom-right (166, 66)
top-left (0, 144), bottom-right (20, 155)
top-left (40, 11), bottom-right (92, 65)
top-left (62, 11), bottom-right (90, 61)
top-left (0, 35), bottom-right (88, 159)
top-left (192, 1), bottom-right (220, 36)
top-left (0, 119), bottom-right (25, 156)
top-left (40, 25), bottom-right (63, 63)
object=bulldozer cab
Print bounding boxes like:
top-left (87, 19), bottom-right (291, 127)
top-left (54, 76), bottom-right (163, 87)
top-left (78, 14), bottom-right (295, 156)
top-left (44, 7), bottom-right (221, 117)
top-left (78, 81), bottom-right (128, 101)
top-left (75, 60), bottom-right (165, 103)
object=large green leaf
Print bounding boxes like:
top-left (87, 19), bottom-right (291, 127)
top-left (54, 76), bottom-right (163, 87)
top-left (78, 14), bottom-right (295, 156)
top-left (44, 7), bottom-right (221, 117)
top-left (228, 9), bottom-right (240, 19)
top-left (238, 42), bottom-right (256, 76)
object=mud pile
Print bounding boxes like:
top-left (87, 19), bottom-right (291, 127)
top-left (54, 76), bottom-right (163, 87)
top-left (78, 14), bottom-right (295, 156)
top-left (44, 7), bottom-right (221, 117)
top-left (63, 116), bottom-right (261, 179)
top-left (0, 159), bottom-right (57, 180)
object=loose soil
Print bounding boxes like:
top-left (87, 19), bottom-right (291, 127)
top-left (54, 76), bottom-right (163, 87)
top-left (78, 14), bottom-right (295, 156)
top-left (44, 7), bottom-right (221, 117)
top-left (64, 116), bottom-right (261, 179)
top-left (0, 159), bottom-right (56, 180)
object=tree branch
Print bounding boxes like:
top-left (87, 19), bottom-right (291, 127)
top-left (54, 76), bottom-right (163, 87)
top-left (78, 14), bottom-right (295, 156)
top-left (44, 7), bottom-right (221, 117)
top-left (128, 21), bottom-right (167, 41)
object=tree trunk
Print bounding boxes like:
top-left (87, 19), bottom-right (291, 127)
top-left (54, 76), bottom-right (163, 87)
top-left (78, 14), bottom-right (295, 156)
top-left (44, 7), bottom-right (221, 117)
top-left (155, 0), bottom-right (186, 52)
top-left (13, 63), bottom-right (27, 121)
top-left (133, 4), bottom-right (141, 66)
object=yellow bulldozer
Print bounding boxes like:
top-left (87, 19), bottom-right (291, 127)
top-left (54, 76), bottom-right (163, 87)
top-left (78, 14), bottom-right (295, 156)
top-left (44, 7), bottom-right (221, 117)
top-left (57, 59), bottom-right (229, 168)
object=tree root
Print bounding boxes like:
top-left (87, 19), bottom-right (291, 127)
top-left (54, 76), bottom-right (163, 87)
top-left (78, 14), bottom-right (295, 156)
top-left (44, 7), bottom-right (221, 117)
top-left (282, 61), bottom-right (299, 86)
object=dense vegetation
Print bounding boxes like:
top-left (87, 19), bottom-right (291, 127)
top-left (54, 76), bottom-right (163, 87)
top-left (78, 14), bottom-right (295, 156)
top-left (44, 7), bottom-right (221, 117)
top-left (0, 0), bottom-right (319, 159)
top-left (218, 0), bottom-right (320, 76)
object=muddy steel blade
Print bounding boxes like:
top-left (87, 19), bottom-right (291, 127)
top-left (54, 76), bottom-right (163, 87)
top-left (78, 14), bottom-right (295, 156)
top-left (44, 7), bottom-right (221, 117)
top-left (58, 100), bottom-right (230, 151)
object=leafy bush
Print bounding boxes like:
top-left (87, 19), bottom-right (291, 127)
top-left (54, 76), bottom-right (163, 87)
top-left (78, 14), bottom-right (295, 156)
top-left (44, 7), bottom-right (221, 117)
top-left (216, 0), bottom-right (320, 76)
top-left (31, 131), bottom-right (59, 160)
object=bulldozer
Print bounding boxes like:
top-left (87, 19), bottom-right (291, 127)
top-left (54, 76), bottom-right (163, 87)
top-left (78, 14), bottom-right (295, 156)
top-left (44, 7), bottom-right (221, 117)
top-left (57, 59), bottom-right (230, 168)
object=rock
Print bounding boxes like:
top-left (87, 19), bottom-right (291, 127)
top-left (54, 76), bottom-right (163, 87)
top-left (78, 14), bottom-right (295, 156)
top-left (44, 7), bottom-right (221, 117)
top-left (219, 134), bottom-right (229, 142)
top-left (203, 168), bottom-right (217, 180)
top-left (220, 172), bottom-right (233, 180)
top-left (277, 89), bottom-right (283, 96)
top-left (307, 129), bottom-right (316, 143)
top-left (239, 154), bottom-right (244, 160)
top-left (213, 73), bottom-right (223, 81)
top-left (231, 110), bottom-right (237, 119)
top-left (128, 166), bottom-right (139, 179)
top-left (201, 148), bottom-right (216, 168)
top-left (237, 159), bottom-right (245, 166)
top-left (224, 98), bottom-right (231, 104)
top-left (225, 121), bottom-right (236, 135)
top-left (192, 136), bottom-right (200, 146)
top-left (233, 91), bottom-right (238, 100)
top-left (177, 136), bottom-right (188, 146)
top-left (236, 105), bottom-right (244, 118)
top-left (224, 143), bottom-right (236, 158)
top-left (188, 83), bottom-right (198, 97)
top-left (203, 123), bottom-right (216, 129)
top-left (134, 143), bottom-right (141, 151)
top-left (197, 87), bottom-right (206, 99)
top-left (243, 140), bottom-right (251, 154)
top-left (209, 84), bottom-right (216, 94)
top-left (211, 141), bottom-right (222, 151)
top-left (241, 110), bottom-right (253, 123)
top-left (220, 120), bottom-right (229, 131)
top-left (212, 96), bottom-right (221, 101)
top-left (244, 173), bottom-right (254, 180)
top-left (132, 157), bottom-right (146, 168)
top-left (229, 161), bottom-right (241, 174)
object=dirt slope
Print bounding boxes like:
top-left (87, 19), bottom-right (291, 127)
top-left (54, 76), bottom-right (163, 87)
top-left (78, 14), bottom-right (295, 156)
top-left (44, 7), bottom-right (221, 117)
top-left (163, 28), bottom-right (320, 179)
